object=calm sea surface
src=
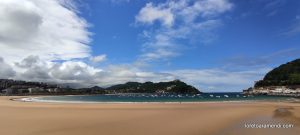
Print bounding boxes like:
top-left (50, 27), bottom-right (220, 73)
top-left (28, 93), bottom-right (294, 103)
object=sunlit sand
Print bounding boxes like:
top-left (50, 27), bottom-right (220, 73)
top-left (1, 96), bottom-right (300, 135)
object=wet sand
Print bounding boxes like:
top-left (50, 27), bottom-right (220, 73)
top-left (0, 96), bottom-right (300, 135)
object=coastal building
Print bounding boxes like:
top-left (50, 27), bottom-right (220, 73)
top-left (47, 88), bottom-right (60, 93)
top-left (28, 87), bottom-right (44, 93)
top-left (2, 88), bottom-right (30, 95)
top-left (18, 89), bottom-right (29, 94)
top-left (283, 89), bottom-right (297, 94)
top-left (244, 85), bottom-right (300, 96)
top-left (2, 88), bottom-right (14, 95)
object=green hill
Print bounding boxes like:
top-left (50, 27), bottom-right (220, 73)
top-left (106, 80), bottom-right (201, 94)
top-left (255, 59), bottom-right (300, 87)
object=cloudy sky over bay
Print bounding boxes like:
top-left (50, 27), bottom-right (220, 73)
top-left (0, 0), bottom-right (300, 92)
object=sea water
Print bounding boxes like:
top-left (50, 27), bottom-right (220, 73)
top-left (25, 93), bottom-right (294, 103)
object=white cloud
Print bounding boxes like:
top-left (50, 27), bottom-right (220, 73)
top-left (13, 55), bottom-right (101, 86)
top-left (136, 3), bottom-right (174, 27)
top-left (135, 0), bottom-right (233, 62)
top-left (0, 0), bottom-right (91, 64)
top-left (140, 48), bottom-right (179, 61)
top-left (167, 68), bottom-right (270, 92)
top-left (179, 0), bottom-right (233, 19)
top-left (90, 54), bottom-right (107, 63)
top-left (94, 65), bottom-right (176, 87)
top-left (50, 61), bottom-right (101, 82)
top-left (0, 0), bottom-right (99, 87)
top-left (10, 56), bottom-right (175, 88)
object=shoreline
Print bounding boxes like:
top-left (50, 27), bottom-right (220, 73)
top-left (10, 95), bottom-right (297, 104)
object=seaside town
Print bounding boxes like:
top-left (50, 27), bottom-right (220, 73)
top-left (0, 79), bottom-right (106, 95)
top-left (2, 77), bottom-right (300, 97)
top-left (0, 79), bottom-right (62, 95)
top-left (243, 85), bottom-right (300, 97)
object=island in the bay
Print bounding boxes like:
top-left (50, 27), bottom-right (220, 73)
top-left (244, 58), bottom-right (300, 96)
top-left (0, 79), bottom-right (200, 95)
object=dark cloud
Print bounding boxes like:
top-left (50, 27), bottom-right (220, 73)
top-left (0, 57), bottom-right (16, 78)
top-left (15, 55), bottom-right (40, 68)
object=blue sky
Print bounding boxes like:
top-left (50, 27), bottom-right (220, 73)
top-left (84, 0), bottom-right (300, 68)
top-left (83, 0), bottom-right (300, 90)
top-left (1, 0), bottom-right (300, 92)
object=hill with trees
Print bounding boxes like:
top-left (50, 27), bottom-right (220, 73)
top-left (255, 59), bottom-right (300, 87)
top-left (106, 80), bottom-right (201, 94)
top-left (1, 79), bottom-right (200, 95)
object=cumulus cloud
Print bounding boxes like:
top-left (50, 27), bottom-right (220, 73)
top-left (136, 0), bottom-right (233, 62)
top-left (0, 0), bottom-right (91, 63)
top-left (0, 0), bottom-right (96, 86)
top-left (12, 55), bottom-right (99, 86)
top-left (52, 61), bottom-right (102, 80)
top-left (9, 56), bottom-right (174, 88)
top-left (90, 54), bottom-right (107, 63)
top-left (136, 3), bottom-right (174, 27)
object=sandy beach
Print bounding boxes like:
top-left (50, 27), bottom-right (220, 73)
top-left (0, 96), bottom-right (300, 135)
